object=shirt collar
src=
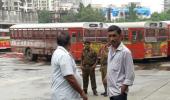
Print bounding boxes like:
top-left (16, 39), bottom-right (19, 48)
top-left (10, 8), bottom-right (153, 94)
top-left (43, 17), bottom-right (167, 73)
top-left (109, 42), bottom-right (124, 52)
top-left (116, 42), bottom-right (124, 51)
top-left (57, 46), bottom-right (70, 55)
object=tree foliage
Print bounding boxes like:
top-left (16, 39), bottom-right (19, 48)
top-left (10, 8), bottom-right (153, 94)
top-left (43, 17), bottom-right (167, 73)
top-left (60, 3), bottom-right (105, 22)
top-left (150, 10), bottom-right (170, 21)
top-left (38, 10), bottom-right (51, 23)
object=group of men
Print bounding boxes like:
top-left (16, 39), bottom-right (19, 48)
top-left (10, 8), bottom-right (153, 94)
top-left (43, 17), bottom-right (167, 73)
top-left (51, 25), bottom-right (135, 100)
top-left (81, 40), bottom-right (108, 97)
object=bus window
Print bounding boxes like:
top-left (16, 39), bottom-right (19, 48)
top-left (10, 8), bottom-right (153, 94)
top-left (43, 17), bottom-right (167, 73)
top-left (11, 30), bottom-right (15, 38)
top-left (96, 30), bottom-right (107, 42)
top-left (23, 30), bottom-right (28, 39)
top-left (50, 30), bottom-right (57, 38)
top-left (18, 30), bottom-right (22, 38)
top-left (132, 31), bottom-right (137, 42)
top-left (1, 32), bottom-right (5, 36)
top-left (72, 33), bottom-right (76, 43)
top-left (6, 32), bottom-right (10, 36)
top-left (123, 30), bottom-right (128, 41)
top-left (77, 31), bottom-right (83, 42)
top-left (158, 29), bottom-right (166, 36)
top-left (145, 29), bottom-right (157, 42)
top-left (84, 30), bottom-right (95, 41)
top-left (38, 30), bottom-right (45, 39)
top-left (27, 30), bottom-right (32, 38)
top-left (46, 30), bottom-right (51, 38)
top-left (145, 29), bottom-right (155, 37)
top-left (157, 29), bottom-right (168, 41)
top-left (138, 30), bottom-right (143, 41)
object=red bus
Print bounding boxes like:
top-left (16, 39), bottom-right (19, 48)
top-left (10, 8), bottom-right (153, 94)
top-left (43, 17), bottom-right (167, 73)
top-left (162, 21), bottom-right (170, 57)
top-left (0, 29), bottom-right (10, 50)
top-left (10, 22), bottom-right (108, 61)
top-left (107, 21), bottom-right (168, 59)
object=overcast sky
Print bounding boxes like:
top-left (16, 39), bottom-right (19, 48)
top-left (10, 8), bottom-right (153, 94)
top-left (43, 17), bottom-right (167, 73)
top-left (84, 0), bottom-right (164, 13)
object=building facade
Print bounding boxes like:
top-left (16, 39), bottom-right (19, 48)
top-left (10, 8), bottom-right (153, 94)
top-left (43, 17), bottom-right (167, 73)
top-left (0, 0), bottom-right (38, 23)
top-left (164, 0), bottom-right (170, 11)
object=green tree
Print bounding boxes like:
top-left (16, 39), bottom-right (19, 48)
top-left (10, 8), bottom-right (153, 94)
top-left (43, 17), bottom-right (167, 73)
top-left (60, 10), bottom-right (77, 22)
top-left (38, 10), bottom-right (51, 23)
top-left (126, 3), bottom-right (138, 22)
top-left (150, 12), bottom-right (160, 21)
top-left (61, 4), bottom-right (105, 22)
top-left (150, 10), bottom-right (170, 21)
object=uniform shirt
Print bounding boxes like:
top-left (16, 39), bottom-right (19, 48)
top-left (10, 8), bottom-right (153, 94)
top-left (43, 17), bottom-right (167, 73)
top-left (51, 46), bottom-right (82, 100)
top-left (100, 46), bottom-right (108, 66)
top-left (81, 48), bottom-right (97, 66)
top-left (107, 42), bottom-right (135, 97)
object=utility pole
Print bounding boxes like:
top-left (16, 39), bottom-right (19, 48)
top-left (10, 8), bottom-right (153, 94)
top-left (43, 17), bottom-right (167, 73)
top-left (57, 0), bottom-right (61, 22)
top-left (107, 5), bottom-right (112, 22)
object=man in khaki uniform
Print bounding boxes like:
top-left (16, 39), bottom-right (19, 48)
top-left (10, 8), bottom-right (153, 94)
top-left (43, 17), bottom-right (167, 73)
top-left (99, 44), bottom-right (109, 97)
top-left (81, 41), bottom-right (98, 96)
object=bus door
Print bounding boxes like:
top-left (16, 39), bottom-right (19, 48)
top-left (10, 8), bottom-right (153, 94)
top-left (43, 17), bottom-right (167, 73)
top-left (69, 28), bottom-right (83, 61)
top-left (145, 28), bottom-right (168, 58)
top-left (129, 28), bottom-right (145, 59)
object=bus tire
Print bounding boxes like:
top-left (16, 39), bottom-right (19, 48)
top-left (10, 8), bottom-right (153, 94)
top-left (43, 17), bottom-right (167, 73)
top-left (25, 48), bottom-right (38, 61)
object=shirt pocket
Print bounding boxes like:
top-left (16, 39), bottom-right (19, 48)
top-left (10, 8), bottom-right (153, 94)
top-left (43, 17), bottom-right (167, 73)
top-left (111, 61), bottom-right (120, 71)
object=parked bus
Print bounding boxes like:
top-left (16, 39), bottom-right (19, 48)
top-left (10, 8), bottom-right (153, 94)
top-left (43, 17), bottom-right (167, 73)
top-left (107, 21), bottom-right (168, 59)
top-left (10, 22), bottom-right (108, 61)
top-left (0, 29), bottom-right (10, 50)
top-left (162, 21), bottom-right (170, 57)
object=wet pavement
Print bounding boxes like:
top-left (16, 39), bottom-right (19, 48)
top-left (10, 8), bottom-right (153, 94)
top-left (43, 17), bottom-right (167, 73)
top-left (0, 52), bottom-right (170, 100)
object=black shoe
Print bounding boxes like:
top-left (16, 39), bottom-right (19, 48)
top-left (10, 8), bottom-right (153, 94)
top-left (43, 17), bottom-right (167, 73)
top-left (101, 92), bottom-right (106, 95)
top-left (103, 93), bottom-right (107, 97)
top-left (93, 90), bottom-right (98, 96)
top-left (101, 92), bottom-right (107, 97)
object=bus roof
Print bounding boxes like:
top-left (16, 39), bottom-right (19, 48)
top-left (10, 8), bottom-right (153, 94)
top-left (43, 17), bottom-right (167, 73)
top-left (10, 22), bottom-right (108, 29)
top-left (107, 21), bottom-right (167, 28)
top-left (162, 21), bottom-right (170, 24)
top-left (107, 22), bottom-right (146, 28)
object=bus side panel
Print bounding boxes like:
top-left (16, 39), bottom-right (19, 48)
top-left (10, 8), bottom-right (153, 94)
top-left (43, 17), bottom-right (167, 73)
top-left (167, 25), bottom-right (170, 56)
top-left (168, 41), bottom-right (170, 56)
top-left (128, 28), bottom-right (145, 59)
top-left (68, 28), bottom-right (84, 61)
top-left (131, 43), bottom-right (145, 59)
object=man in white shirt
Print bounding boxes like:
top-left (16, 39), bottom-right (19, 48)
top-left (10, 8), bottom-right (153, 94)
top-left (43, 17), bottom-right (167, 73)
top-left (106, 25), bottom-right (135, 100)
top-left (51, 32), bottom-right (87, 100)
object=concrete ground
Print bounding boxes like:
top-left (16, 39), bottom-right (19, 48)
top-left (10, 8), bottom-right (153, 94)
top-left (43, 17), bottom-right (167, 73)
top-left (0, 53), bottom-right (170, 100)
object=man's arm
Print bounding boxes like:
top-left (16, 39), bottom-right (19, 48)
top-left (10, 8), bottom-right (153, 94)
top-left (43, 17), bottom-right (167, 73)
top-left (122, 51), bottom-right (135, 94)
top-left (92, 51), bottom-right (98, 69)
top-left (80, 52), bottom-right (84, 70)
top-left (64, 75), bottom-right (88, 100)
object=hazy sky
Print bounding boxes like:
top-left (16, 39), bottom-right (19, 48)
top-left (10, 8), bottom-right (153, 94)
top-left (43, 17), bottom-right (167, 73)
top-left (87, 0), bottom-right (164, 13)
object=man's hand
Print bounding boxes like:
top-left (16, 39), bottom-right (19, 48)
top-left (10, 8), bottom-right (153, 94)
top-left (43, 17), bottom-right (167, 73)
top-left (121, 85), bottom-right (128, 94)
top-left (80, 66), bottom-right (84, 70)
top-left (92, 64), bottom-right (96, 70)
top-left (80, 91), bottom-right (88, 100)
top-left (103, 77), bottom-right (107, 85)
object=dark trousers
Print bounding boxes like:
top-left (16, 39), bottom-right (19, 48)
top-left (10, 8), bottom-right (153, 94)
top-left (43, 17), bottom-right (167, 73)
top-left (82, 68), bottom-right (97, 91)
top-left (110, 93), bottom-right (127, 100)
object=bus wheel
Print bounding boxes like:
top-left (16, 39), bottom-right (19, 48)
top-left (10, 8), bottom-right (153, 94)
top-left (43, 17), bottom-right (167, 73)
top-left (25, 49), bottom-right (37, 61)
